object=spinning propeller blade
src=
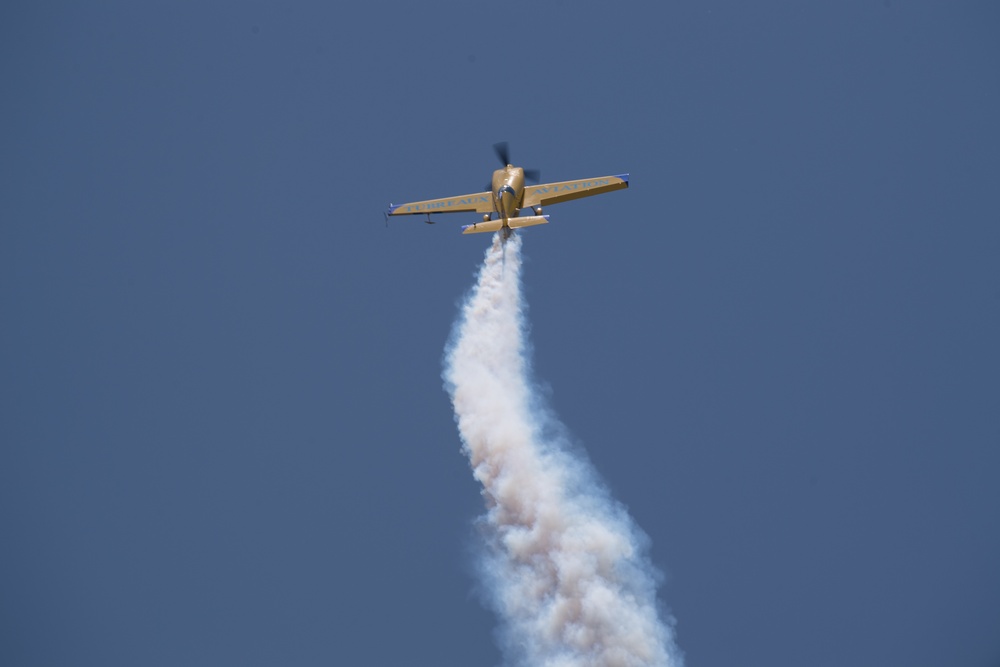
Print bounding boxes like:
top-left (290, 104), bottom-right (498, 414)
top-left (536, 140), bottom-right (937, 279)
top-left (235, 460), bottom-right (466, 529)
top-left (493, 141), bottom-right (510, 166)
top-left (493, 142), bottom-right (540, 183)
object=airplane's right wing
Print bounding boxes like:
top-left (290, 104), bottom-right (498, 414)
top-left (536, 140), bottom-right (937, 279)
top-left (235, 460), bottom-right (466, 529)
top-left (387, 191), bottom-right (495, 217)
top-left (521, 174), bottom-right (629, 208)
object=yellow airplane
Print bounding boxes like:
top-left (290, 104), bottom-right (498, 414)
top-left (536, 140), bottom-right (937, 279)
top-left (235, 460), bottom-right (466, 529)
top-left (386, 143), bottom-right (629, 239)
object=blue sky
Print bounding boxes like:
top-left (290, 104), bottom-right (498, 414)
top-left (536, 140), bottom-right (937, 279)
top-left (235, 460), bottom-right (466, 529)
top-left (2, 2), bottom-right (998, 665)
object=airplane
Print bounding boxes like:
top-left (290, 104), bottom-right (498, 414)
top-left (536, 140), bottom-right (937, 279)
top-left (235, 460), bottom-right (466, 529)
top-left (386, 143), bottom-right (629, 240)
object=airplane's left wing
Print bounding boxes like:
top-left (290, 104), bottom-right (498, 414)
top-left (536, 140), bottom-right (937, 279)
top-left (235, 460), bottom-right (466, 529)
top-left (522, 174), bottom-right (629, 209)
top-left (387, 191), bottom-right (495, 217)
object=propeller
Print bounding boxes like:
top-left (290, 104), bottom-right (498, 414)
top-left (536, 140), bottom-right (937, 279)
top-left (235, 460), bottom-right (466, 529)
top-left (493, 141), bottom-right (510, 166)
top-left (492, 141), bottom-right (541, 184)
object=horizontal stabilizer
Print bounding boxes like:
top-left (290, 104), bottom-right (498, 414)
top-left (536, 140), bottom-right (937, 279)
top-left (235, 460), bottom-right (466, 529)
top-left (507, 215), bottom-right (549, 229)
top-left (461, 219), bottom-right (504, 234)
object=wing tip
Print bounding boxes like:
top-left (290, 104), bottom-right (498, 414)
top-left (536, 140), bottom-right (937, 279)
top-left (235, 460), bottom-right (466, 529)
top-left (616, 173), bottom-right (630, 186)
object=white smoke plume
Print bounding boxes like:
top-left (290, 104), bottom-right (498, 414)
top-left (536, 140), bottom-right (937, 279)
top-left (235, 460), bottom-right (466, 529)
top-left (443, 233), bottom-right (682, 667)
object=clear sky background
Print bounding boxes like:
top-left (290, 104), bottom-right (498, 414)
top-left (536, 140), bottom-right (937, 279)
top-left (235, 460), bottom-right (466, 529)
top-left (2, 2), bottom-right (998, 666)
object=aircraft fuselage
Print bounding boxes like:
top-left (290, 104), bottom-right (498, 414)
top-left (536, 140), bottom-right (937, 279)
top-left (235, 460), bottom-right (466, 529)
top-left (491, 165), bottom-right (525, 224)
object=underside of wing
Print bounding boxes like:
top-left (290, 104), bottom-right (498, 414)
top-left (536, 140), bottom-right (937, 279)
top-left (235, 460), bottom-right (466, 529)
top-left (387, 191), bottom-right (495, 217)
top-left (522, 174), bottom-right (629, 209)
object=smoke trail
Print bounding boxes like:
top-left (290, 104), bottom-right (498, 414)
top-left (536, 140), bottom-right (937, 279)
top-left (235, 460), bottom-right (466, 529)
top-left (443, 234), bottom-right (682, 667)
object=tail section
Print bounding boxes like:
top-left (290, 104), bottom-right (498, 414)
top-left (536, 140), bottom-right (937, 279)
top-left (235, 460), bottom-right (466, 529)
top-left (461, 215), bottom-right (550, 235)
top-left (507, 215), bottom-right (549, 230)
top-left (462, 219), bottom-right (504, 235)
